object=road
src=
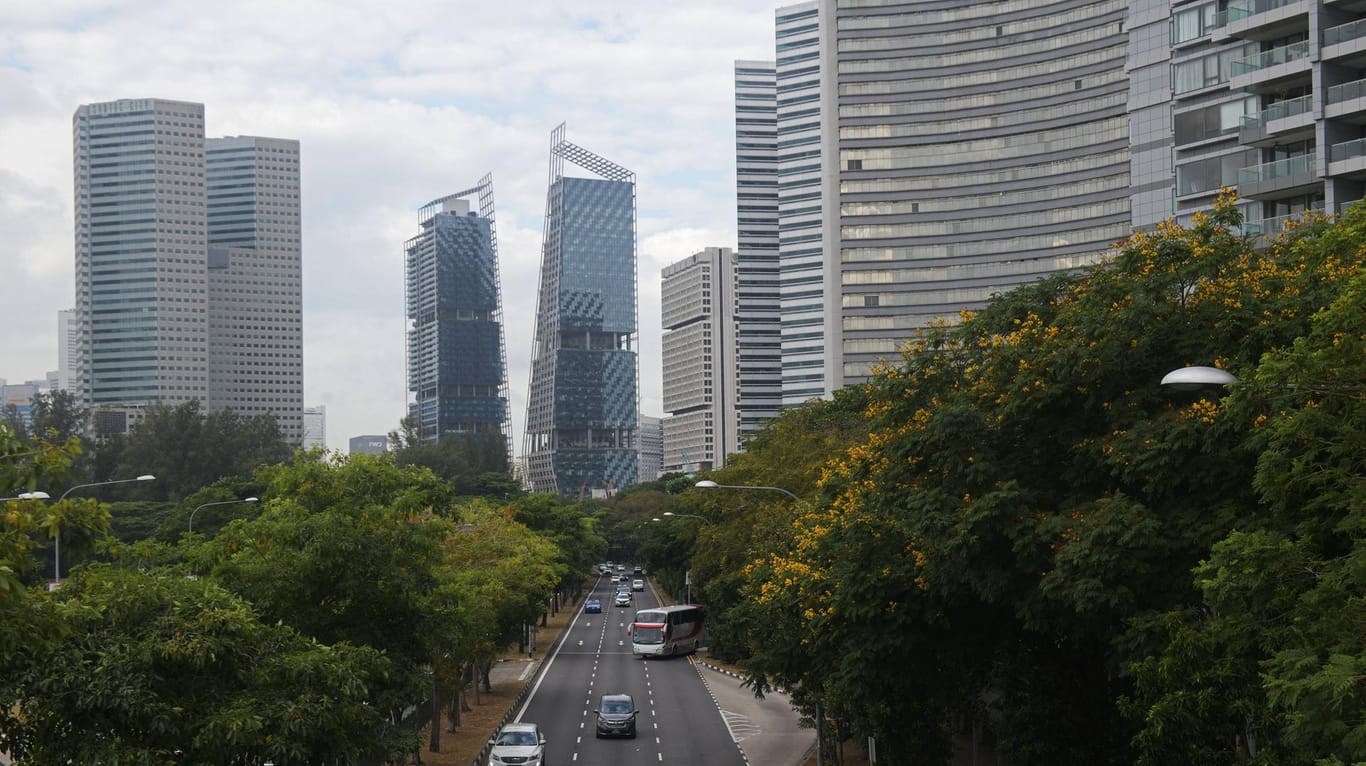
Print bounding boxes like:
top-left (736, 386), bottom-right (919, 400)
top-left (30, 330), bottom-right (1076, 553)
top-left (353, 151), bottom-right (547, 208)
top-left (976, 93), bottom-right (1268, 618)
top-left (514, 573), bottom-right (749, 766)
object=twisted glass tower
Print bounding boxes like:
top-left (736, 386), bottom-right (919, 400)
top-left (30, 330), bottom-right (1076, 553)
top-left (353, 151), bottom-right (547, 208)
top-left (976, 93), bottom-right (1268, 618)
top-left (523, 125), bottom-right (639, 497)
top-left (404, 175), bottom-right (510, 452)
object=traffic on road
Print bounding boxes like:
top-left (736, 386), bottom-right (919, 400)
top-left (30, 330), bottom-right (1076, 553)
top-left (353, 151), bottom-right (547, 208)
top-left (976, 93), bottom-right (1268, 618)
top-left (490, 566), bottom-right (747, 766)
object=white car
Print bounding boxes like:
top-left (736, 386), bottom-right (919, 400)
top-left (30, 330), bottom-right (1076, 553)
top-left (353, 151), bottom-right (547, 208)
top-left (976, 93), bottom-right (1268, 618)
top-left (488, 722), bottom-right (545, 766)
top-left (615, 591), bottom-right (632, 607)
top-left (632, 579), bottom-right (645, 592)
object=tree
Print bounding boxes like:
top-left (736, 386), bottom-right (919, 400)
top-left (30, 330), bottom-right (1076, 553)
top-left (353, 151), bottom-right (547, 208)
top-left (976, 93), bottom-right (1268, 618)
top-left (736, 197), bottom-right (1362, 763)
top-left (99, 401), bottom-right (290, 501)
top-left (5, 565), bottom-right (416, 765)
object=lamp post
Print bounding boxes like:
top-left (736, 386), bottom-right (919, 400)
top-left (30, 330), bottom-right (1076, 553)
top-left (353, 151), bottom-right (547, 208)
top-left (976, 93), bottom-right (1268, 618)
top-left (1160, 366), bottom-right (1238, 390)
top-left (188, 497), bottom-right (260, 533)
top-left (654, 512), bottom-right (714, 603)
top-left (53, 475), bottom-right (155, 584)
top-left (1, 491), bottom-right (50, 502)
top-left (695, 478), bottom-right (821, 762)
top-left (694, 479), bottom-right (799, 501)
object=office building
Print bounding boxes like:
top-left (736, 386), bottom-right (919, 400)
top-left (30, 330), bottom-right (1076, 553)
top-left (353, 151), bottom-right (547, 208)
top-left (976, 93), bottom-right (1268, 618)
top-left (661, 247), bottom-right (739, 475)
top-left (637, 414), bottom-right (663, 483)
top-left (206, 135), bottom-right (304, 443)
top-left (349, 434), bottom-right (389, 455)
top-left (733, 60), bottom-right (782, 441)
top-left (404, 178), bottom-right (510, 455)
top-left (523, 124), bottom-right (639, 497)
top-left (302, 405), bottom-right (326, 450)
top-left (73, 99), bottom-right (304, 441)
top-left (74, 99), bottom-right (209, 411)
top-left (1, 379), bottom-right (47, 431)
top-left (51, 309), bottom-right (76, 393)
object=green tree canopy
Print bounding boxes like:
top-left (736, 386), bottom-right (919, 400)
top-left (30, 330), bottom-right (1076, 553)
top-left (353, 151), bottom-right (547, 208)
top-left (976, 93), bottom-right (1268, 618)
top-left (737, 198), bottom-right (1362, 764)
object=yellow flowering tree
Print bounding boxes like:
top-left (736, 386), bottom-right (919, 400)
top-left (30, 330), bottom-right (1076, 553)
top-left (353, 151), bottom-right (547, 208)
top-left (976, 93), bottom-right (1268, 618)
top-left (737, 195), bottom-right (1362, 764)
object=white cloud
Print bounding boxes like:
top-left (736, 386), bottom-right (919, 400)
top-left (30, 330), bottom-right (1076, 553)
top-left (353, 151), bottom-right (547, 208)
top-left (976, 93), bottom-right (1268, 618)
top-left (0, 0), bottom-right (779, 451)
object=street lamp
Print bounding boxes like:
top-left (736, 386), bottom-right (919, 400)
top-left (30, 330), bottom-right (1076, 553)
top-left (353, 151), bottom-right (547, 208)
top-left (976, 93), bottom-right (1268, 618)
top-left (1, 491), bottom-right (50, 501)
top-left (662, 511), bottom-right (713, 523)
top-left (1160, 366), bottom-right (1238, 390)
top-left (694, 479), bottom-right (799, 501)
top-left (695, 478), bottom-right (819, 761)
top-left (52, 474), bottom-right (156, 584)
top-left (188, 497), bottom-right (260, 533)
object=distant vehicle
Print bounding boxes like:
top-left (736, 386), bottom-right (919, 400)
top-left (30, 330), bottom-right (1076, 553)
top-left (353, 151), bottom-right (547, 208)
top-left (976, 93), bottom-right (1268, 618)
top-left (610, 575), bottom-right (620, 583)
top-left (614, 591), bottom-right (632, 607)
top-left (594, 693), bottom-right (638, 738)
top-left (633, 565), bottom-right (643, 575)
top-left (487, 721), bottom-right (545, 766)
top-left (616, 564), bottom-right (626, 572)
top-left (632, 579), bottom-right (645, 592)
top-left (585, 598), bottom-right (602, 614)
top-left (629, 605), bottom-right (705, 658)
top-left (598, 564), bottom-right (609, 574)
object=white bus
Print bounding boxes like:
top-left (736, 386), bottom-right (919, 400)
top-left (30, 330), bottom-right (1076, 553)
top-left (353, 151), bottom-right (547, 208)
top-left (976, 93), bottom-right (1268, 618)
top-left (628, 605), bottom-right (705, 658)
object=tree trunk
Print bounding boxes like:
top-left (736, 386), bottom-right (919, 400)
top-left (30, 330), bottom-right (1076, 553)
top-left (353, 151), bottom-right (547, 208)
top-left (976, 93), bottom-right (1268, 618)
top-left (428, 681), bottom-right (442, 753)
top-left (481, 661), bottom-right (494, 693)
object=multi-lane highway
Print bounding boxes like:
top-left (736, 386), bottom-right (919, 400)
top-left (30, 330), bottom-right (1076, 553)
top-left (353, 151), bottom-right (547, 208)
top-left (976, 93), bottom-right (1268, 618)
top-left (512, 573), bottom-right (748, 765)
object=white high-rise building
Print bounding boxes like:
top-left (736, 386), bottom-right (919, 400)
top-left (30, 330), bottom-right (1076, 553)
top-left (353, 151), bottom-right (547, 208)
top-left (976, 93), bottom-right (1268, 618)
top-left (637, 414), bottom-right (663, 482)
top-left (206, 135), bottom-right (304, 443)
top-left (733, 61), bottom-right (781, 443)
top-left (302, 405), bottom-right (326, 450)
top-left (52, 308), bottom-right (76, 393)
top-left (74, 99), bottom-right (303, 442)
top-left (661, 247), bottom-right (739, 475)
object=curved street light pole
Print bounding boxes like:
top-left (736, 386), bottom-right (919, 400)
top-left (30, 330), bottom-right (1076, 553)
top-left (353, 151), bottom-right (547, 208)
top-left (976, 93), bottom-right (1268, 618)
top-left (694, 479), bottom-right (799, 501)
top-left (694, 478), bottom-right (821, 762)
top-left (53, 474), bottom-right (155, 584)
top-left (189, 497), bottom-right (260, 533)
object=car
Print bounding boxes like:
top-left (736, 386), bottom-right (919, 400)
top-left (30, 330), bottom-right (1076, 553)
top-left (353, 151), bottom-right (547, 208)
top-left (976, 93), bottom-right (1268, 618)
top-left (487, 722), bottom-right (545, 766)
top-left (632, 579), bottom-right (645, 592)
top-left (614, 591), bottom-right (632, 607)
top-left (609, 574), bottom-right (619, 583)
top-left (594, 693), bottom-right (638, 738)
top-left (585, 598), bottom-right (602, 614)
top-left (616, 564), bottom-right (626, 572)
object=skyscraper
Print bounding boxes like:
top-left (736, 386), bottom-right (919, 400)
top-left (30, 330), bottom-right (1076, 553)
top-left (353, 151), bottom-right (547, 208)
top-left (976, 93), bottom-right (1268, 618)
top-left (661, 247), bottom-right (739, 474)
top-left (733, 60), bottom-right (782, 441)
top-left (74, 99), bottom-right (304, 440)
top-left (820, 0), bottom-right (1129, 386)
top-left (404, 178), bottom-right (510, 452)
top-left (206, 135), bottom-right (304, 443)
top-left (302, 405), bottom-right (326, 450)
top-left (74, 99), bottom-right (209, 411)
top-left (523, 125), bottom-right (639, 497)
top-left (637, 414), bottom-right (664, 483)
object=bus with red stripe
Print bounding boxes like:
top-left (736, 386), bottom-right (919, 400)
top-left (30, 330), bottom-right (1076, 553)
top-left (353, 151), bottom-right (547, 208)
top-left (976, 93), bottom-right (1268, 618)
top-left (628, 605), bottom-right (705, 658)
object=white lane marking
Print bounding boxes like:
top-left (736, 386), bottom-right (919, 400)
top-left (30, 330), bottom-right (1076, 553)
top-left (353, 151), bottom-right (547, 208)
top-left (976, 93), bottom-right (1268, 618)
top-left (518, 662), bottom-right (535, 681)
top-left (720, 710), bottom-right (760, 742)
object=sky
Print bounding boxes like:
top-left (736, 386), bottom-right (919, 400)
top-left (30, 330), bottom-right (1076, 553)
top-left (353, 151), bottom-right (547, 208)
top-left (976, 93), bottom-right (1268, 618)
top-left (0, 0), bottom-right (781, 453)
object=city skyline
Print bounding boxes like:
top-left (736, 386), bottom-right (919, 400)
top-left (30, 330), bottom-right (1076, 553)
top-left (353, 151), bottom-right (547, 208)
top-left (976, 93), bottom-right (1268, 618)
top-left (0, 1), bottom-right (781, 451)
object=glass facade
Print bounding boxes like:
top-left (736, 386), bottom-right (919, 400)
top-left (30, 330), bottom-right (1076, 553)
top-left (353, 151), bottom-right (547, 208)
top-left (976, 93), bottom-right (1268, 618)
top-left (406, 180), bottom-right (509, 449)
top-left (524, 127), bottom-right (638, 496)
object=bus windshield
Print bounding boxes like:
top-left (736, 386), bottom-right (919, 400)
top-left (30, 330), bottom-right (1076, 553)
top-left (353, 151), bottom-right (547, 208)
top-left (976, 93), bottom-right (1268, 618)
top-left (632, 625), bottom-right (665, 644)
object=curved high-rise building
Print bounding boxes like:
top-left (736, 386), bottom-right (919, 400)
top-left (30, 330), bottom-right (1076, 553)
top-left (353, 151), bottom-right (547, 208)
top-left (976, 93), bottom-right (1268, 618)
top-left (404, 176), bottom-right (510, 452)
top-left (823, 0), bottom-right (1130, 383)
top-left (523, 125), bottom-right (639, 497)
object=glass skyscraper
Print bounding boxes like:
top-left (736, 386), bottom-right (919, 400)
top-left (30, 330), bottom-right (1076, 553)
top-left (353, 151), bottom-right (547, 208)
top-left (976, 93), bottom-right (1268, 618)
top-left (523, 125), bottom-right (639, 497)
top-left (404, 176), bottom-right (510, 451)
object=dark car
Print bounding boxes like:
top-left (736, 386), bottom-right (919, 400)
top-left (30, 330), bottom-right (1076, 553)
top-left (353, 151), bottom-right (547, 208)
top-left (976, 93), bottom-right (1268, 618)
top-left (585, 598), bottom-right (602, 614)
top-left (594, 693), bottom-right (638, 738)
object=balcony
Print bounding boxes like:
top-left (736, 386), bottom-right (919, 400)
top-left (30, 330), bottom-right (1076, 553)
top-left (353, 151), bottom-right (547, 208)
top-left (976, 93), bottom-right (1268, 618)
top-left (1237, 152), bottom-right (1320, 199)
top-left (1226, 0), bottom-right (1309, 41)
top-left (1239, 94), bottom-right (1315, 146)
top-left (1322, 19), bottom-right (1366, 68)
top-left (1327, 78), bottom-right (1366, 122)
top-left (1328, 138), bottom-right (1366, 179)
top-left (1229, 40), bottom-right (1312, 93)
top-left (1241, 206), bottom-right (1325, 238)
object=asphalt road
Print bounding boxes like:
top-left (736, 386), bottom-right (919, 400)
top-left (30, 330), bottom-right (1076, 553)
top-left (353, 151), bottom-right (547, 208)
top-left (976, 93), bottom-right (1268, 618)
top-left (513, 574), bottom-right (748, 766)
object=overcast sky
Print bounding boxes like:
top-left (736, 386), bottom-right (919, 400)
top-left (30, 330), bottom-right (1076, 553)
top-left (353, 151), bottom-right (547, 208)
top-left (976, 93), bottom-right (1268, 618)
top-left (0, 0), bottom-right (780, 452)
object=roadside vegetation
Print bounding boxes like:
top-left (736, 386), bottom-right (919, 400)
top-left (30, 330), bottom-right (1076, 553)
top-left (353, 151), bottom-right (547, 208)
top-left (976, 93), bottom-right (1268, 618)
top-left (2, 195), bottom-right (1362, 765)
